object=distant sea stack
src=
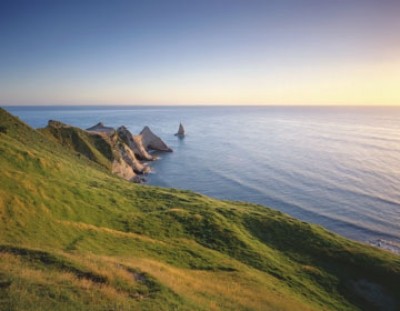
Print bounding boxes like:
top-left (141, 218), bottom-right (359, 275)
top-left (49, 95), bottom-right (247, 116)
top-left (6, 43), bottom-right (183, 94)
top-left (175, 123), bottom-right (185, 138)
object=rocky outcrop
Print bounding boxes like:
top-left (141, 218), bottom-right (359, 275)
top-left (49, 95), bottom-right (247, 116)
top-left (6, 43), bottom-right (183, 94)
top-left (175, 123), bottom-right (185, 137)
top-left (105, 133), bottom-right (150, 182)
top-left (111, 158), bottom-right (136, 182)
top-left (41, 121), bottom-right (171, 183)
top-left (140, 126), bottom-right (173, 152)
top-left (111, 145), bottom-right (148, 183)
top-left (86, 122), bottom-right (115, 135)
top-left (132, 135), bottom-right (154, 160)
top-left (118, 142), bottom-right (150, 174)
top-left (117, 126), bottom-right (153, 161)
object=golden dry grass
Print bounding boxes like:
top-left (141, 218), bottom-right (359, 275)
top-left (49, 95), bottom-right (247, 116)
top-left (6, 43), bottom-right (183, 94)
top-left (104, 256), bottom-right (320, 311)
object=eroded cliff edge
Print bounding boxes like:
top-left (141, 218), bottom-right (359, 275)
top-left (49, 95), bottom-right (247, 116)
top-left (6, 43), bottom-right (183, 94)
top-left (40, 120), bottom-right (172, 182)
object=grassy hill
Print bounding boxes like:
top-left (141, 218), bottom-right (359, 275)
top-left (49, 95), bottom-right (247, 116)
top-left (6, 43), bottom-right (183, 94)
top-left (0, 107), bottom-right (399, 311)
top-left (39, 120), bottom-right (113, 170)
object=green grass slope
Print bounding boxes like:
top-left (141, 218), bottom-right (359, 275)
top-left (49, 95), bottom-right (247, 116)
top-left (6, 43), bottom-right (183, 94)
top-left (0, 107), bottom-right (399, 311)
top-left (39, 120), bottom-right (113, 169)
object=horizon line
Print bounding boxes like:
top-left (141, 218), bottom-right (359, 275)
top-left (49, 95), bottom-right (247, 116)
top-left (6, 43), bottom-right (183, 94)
top-left (2, 103), bottom-right (400, 108)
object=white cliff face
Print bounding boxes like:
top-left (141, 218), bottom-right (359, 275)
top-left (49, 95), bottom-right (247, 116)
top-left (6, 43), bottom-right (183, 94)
top-left (140, 126), bottom-right (173, 152)
top-left (119, 143), bottom-right (150, 174)
top-left (111, 144), bottom-right (150, 183)
top-left (80, 123), bottom-right (172, 182)
top-left (132, 135), bottom-right (154, 161)
top-left (112, 159), bottom-right (136, 182)
top-left (117, 126), bottom-right (154, 161)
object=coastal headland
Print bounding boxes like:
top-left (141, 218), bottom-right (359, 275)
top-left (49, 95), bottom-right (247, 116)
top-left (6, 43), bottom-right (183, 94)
top-left (0, 107), bottom-right (399, 310)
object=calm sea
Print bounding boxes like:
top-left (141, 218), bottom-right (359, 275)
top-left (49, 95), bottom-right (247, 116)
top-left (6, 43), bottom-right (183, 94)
top-left (5, 106), bottom-right (400, 252)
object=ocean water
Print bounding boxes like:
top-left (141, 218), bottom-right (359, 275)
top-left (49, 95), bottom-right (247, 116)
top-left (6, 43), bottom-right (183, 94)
top-left (5, 106), bottom-right (400, 252)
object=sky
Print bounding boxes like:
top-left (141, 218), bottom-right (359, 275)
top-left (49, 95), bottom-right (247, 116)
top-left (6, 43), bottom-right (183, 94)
top-left (0, 0), bottom-right (399, 106)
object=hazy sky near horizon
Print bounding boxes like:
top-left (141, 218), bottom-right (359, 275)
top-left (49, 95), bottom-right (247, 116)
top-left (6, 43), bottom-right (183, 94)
top-left (1, 0), bottom-right (399, 106)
